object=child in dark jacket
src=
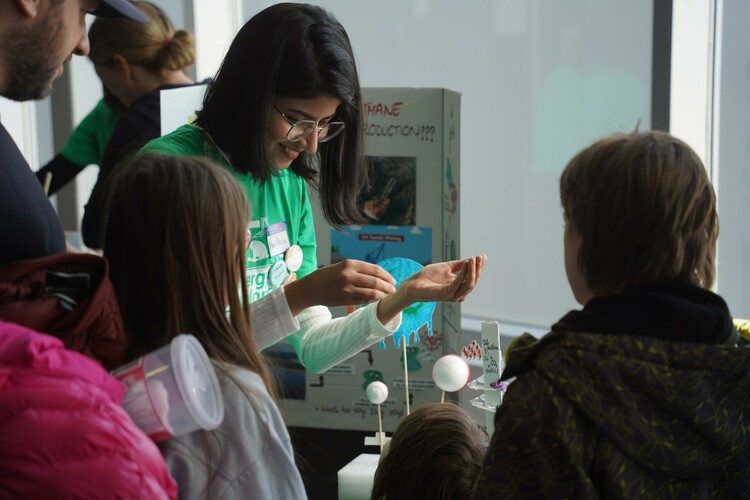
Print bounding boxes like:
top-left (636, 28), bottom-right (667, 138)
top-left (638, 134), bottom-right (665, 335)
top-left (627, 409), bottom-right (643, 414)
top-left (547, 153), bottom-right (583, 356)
top-left (474, 130), bottom-right (750, 499)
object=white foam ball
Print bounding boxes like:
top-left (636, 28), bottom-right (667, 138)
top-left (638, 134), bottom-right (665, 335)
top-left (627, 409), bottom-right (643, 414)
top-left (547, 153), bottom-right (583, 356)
top-left (432, 354), bottom-right (470, 392)
top-left (365, 381), bottom-right (389, 404)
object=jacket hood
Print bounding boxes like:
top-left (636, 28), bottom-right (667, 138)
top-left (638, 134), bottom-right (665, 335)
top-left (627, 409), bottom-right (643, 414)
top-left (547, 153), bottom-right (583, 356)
top-left (503, 282), bottom-right (750, 481)
top-left (0, 320), bottom-right (123, 401)
top-left (0, 253), bottom-right (127, 370)
top-left (552, 279), bottom-right (737, 345)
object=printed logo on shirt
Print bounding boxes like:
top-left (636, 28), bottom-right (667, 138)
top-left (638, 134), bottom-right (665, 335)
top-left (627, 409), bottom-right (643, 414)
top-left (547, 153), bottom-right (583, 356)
top-left (247, 263), bottom-right (272, 302)
top-left (247, 217), bottom-right (270, 262)
top-left (247, 240), bottom-right (270, 262)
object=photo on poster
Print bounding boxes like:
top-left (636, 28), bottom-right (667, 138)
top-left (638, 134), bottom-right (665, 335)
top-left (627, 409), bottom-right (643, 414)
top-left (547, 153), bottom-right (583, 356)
top-left (358, 156), bottom-right (417, 225)
top-left (264, 341), bottom-right (306, 400)
top-left (331, 225), bottom-right (432, 266)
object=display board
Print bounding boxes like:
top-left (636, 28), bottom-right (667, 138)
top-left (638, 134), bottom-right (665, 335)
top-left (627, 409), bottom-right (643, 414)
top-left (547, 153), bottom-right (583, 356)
top-left (272, 88), bottom-right (461, 431)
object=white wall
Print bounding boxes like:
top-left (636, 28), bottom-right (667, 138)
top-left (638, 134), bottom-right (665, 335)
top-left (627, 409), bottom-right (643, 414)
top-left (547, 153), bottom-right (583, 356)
top-left (192, 0), bottom-right (243, 80)
top-left (713, 0), bottom-right (750, 319)
top-left (670, 0), bottom-right (750, 319)
top-left (670, 0), bottom-right (713, 165)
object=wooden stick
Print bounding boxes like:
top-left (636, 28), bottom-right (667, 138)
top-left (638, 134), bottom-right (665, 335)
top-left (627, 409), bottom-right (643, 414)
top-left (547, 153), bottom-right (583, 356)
top-left (377, 403), bottom-right (384, 452)
top-left (43, 172), bottom-right (53, 195)
top-left (441, 390), bottom-right (445, 404)
top-left (403, 339), bottom-right (410, 415)
top-left (145, 364), bottom-right (170, 378)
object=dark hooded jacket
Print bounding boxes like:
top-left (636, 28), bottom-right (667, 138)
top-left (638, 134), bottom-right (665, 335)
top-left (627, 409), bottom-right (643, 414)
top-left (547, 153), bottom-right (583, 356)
top-left (474, 280), bottom-right (750, 499)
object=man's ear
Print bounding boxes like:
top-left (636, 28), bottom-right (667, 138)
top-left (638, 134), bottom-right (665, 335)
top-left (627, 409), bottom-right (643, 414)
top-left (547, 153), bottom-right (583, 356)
top-left (15, 0), bottom-right (40, 18)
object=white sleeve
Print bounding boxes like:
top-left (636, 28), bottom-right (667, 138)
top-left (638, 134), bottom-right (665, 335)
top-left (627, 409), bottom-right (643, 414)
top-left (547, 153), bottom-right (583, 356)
top-left (251, 286), bottom-right (300, 351)
top-left (287, 302), bottom-right (402, 374)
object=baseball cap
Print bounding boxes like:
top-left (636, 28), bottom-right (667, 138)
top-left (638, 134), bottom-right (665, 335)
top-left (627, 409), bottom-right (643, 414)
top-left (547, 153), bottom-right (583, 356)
top-left (93, 0), bottom-right (149, 22)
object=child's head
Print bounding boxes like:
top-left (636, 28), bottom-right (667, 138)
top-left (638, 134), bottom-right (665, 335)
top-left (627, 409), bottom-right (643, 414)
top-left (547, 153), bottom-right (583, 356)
top-left (371, 403), bottom-right (489, 500)
top-left (196, 2), bottom-right (367, 227)
top-left (560, 130), bottom-right (718, 303)
top-left (103, 154), bottom-right (270, 385)
top-left (89, 1), bottom-right (195, 105)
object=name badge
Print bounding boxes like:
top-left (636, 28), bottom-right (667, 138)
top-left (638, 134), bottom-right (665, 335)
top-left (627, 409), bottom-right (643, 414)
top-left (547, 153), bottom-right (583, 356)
top-left (266, 222), bottom-right (291, 257)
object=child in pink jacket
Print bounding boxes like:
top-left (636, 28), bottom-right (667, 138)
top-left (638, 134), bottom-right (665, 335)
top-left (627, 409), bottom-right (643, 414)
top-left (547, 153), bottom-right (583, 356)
top-left (0, 320), bottom-right (177, 498)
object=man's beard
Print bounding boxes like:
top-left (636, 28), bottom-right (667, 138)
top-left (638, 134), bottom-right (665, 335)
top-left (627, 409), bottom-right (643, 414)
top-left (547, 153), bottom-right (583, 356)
top-left (1, 4), bottom-right (67, 102)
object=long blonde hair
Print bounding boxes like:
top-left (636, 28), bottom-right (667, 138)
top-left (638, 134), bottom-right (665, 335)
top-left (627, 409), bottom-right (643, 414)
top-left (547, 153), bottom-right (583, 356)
top-left (89, 1), bottom-right (195, 73)
top-left (103, 154), bottom-right (273, 394)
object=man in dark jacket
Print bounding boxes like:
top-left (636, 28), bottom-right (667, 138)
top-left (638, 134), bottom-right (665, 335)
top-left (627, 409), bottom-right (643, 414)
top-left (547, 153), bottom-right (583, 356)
top-left (0, 0), bottom-right (145, 264)
top-left (474, 131), bottom-right (750, 499)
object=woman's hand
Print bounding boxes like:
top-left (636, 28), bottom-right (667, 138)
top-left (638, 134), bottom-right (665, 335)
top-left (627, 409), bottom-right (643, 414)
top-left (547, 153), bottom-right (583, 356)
top-left (284, 259), bottom-right (397, 315)
top-left (402, 255), bottom-right (486, 303)
top-left (376, 255), bottom-right (487, 324)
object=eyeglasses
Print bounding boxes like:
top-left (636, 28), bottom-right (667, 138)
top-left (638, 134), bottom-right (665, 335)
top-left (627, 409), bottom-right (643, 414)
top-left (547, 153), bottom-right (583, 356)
top-left (272, 104), bottom-right (345, 143)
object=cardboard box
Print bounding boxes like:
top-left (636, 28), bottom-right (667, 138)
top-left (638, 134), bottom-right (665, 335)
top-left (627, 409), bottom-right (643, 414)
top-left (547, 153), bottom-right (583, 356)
top-left (274, 88), bottom-right (461, 431)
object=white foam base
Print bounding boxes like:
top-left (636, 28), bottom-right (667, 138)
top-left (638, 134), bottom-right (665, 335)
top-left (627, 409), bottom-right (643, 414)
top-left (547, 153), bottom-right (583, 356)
top-left (337, 453), bottom-right (380, 500)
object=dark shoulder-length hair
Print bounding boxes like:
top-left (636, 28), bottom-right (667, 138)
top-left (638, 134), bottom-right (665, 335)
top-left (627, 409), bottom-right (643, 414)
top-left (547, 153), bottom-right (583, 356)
top-left (196, 2), bottom-right (367, 227)
top-left (102, 154), bottom-right (274, 396)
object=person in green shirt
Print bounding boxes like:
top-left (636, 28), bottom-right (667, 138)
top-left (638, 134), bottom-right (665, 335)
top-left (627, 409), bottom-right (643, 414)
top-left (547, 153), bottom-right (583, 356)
top-left (35, 94), bottom-right (122, 195)
top-left (139, 3), bottom-right (487, 373)
top-left (80, 1), bottom-right (199, 248)
top-left (36, 0), bottom-right (197, 238)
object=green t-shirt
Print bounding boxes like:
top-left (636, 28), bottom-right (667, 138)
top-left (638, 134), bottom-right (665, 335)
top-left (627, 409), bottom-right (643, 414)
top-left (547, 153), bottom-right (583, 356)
top-left (60, 98), bottom-right (122, 167)
top-left (139, 124), bottom-right (317, 302)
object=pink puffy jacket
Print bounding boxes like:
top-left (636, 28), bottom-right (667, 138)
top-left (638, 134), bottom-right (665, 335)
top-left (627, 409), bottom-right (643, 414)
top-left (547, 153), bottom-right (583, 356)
top-left (0, 321), bottom-right (177, 498)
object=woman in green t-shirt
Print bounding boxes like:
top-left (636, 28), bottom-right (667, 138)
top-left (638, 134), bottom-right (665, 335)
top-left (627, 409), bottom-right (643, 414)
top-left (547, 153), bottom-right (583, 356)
top-left (139, 3), bottom-right (487, 374)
